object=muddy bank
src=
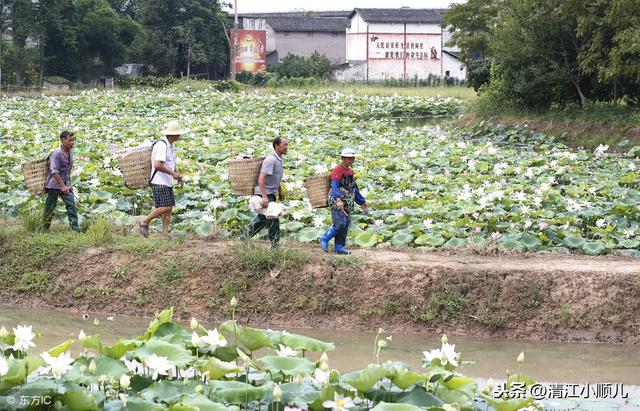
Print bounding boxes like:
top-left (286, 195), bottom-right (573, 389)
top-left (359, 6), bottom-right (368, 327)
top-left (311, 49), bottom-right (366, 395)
top-left (1, 235), bottom-right (638, 344)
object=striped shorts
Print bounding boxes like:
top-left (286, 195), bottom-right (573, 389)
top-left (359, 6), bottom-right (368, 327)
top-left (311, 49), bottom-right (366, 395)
top-left (151, 184), bottom-right (175, 208)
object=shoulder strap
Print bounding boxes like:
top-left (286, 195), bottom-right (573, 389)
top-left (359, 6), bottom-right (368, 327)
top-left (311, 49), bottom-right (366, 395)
top-left (149, 140), bottom-right (168, 184)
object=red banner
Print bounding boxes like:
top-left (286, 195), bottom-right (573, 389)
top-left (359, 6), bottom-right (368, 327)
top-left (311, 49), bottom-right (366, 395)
top-left (230, 29), bottom-right (267, 73)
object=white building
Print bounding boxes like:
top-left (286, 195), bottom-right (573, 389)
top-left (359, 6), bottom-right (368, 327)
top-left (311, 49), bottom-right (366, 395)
top-left (338, 8), bottom-right (466, 81)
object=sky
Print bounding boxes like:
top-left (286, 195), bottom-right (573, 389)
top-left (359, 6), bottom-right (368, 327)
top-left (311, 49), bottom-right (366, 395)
top-left (227, 0), bottom-right (458, 13)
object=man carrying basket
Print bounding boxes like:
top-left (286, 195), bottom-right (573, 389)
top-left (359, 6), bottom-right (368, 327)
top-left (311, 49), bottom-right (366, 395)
top-left (43, 131), bottom-right (79, 232)
top-left (242, 137), bottom-right (288, 249)
top-left (319, 148), bottom-right (368, 254)
top-left (139, 120), bottom-right (185, 238)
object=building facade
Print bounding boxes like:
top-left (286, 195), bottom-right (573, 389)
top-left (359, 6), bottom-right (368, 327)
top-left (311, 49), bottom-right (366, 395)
top-left (339, 8), bottom-right (465, 81)
top-left (239, 12), bottom-right (351, 66)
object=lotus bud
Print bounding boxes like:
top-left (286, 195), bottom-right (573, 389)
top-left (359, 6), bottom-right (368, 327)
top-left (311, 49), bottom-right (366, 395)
top-left (295, 374), bottom-right (303, 385)
top-left (273, 384), bottom-right (283, 402)
top-left (486, 378), bottom-right (494, 392)
top-left (441, 334), bottom-right (448, 344)
top-left (319, 352), bottom-right (329, 364)
top-left (93, 318), bottom-right (100, 327)
top-left (377, 327), bottom-right (385, 335)
top-left (517, 352), bottom-right (524, 364)
top-left (377, 339), bottom-right (388, 348)
top-left (79, 330), bottom-right (87, 341)
top-left (230, 296), bottom-right (238, 308)
top-left (202, 371), bottom-right (210, 383)
top-left (88, 360), bottom-right (97, 374)
top-left (190, 318), bottom-right (199, 330)
top-left (195, 384), bottom-right (204, 393)
top-left (320, 361), bottom-right (330, 372)
top-left (120, 374), bottom-right (131, 389)
top-left (0, 326), bottom-right (8, 339)
top-left (191, 332), bottom-right (202, 348)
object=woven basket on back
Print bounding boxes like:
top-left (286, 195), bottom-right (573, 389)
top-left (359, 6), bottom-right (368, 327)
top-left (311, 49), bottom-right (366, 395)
top-left (304, 173), bottom-right (331, 208)
top-left (117, 145), bottom-right (153, 189)
top-left (21, 157), bottom-right (51, 195)
top-left (228, 156), bottom-right (264, 195)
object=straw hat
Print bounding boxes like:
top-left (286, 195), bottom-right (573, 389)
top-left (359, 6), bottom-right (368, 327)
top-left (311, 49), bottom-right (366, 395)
top-left (340, 148), bottom-right (356, 158)
top-left (162, 120), bottom-right (187, 136)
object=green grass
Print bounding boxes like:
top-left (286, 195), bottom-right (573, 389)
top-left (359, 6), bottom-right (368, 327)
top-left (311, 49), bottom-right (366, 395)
top-left (156, 260), bottom-right (185, 284)
top-left (258, 85), bottom-right (477, 100)
top-left (16, 271), bottom-right (50, 293)
top-left (20, 209), bottom-right (44, 233)
top-left (108, 236), bottom-right (174, 255)
top-left (235, 241), bottom-right (310, 279)
top-left (85, 216), bottom-right (113, 246)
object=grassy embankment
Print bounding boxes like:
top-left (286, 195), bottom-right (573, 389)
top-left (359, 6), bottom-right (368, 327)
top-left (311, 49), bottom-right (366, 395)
top-left (1, 216), bottom-right (637, 343)
top-left (460, 95), bottom-right (640, 152)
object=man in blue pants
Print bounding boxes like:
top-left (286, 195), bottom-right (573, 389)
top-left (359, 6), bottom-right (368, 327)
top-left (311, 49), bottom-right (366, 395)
top-left (320, 148), bottom-right (368, 254)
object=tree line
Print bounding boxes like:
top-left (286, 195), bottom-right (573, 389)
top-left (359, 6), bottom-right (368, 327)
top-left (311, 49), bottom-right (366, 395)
top-left (0, 0), bottom-right (229, 86)
top-left (443, 0), bottom-right (640, 108)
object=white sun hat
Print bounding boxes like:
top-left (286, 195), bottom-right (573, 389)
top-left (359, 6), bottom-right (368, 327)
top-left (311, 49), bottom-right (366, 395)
top-left (340, 148), bottom-right (356, 157)
top-left (161, 120), bottom-right (188, 136)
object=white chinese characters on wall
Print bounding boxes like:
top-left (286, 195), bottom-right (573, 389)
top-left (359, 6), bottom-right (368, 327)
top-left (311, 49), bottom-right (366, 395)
top-left (369, 35), bottom-right (440, 60)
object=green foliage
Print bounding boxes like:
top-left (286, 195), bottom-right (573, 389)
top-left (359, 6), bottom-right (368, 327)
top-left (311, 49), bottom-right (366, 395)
top-left (16, 270), bottom-right (50, 293)
top-left (20, 208), bottom-right (44, 233)
top-left (235, 242), bottom-right (309, 279)
top-left (85, 216), bottom-right (114, 246)
top-left (273, 52), bottom-right (332, 79)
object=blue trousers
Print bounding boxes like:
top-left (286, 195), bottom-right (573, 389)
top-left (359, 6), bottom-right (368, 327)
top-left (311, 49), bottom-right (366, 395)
top-left (331, 209), bottom-right (351, 246)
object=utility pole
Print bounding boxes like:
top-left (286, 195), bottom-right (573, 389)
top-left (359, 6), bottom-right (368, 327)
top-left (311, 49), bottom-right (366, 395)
top-left (230, 0), bottom-right (238, 81)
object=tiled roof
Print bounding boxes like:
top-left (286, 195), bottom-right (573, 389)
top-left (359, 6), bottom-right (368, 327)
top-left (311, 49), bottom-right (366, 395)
top-left (351, 8), bottom-right (446, 24)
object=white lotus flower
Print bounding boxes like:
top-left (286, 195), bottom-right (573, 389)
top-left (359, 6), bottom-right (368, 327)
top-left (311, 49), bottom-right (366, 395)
top-left (201, 328), bottom-right (227, 350)
top-left (12, 325), bottom-right (36, 352)
top-left (594, 144), bottom-right (609, 157)
top-left (374, 219), bottom-right (384, 227)
top-left (596, 219), bottom-right (607, 229)
top-left (202, 214), bottom-right (214, 223)
top-left (392, 193), bottom-right (403, 202)
top-left (423, 219), bottom-right (434, 229)
top-left (313, 216), bottom-right (324, 227)
top-left (323, 393), bottom-right (355, 411)
top-left (440, 343), bottom-right (459, 367)
top-left (292, 211), bottom-right (304, 220)
top-left (90, 178), bottom-right (101, 186)
top-left (422, 348), bottom-right (442, 364)
top-left (211, 198), bottom-right (223, 209)
top-left (623, 228), bottom-right (635, 238)
top-left (123, 358), bottom-right (144, 375)
top-left (120, 373), bottom-right (131, 389)
top-left (40, 351), bottom-right (73, 379)
top-left (512, 191), bottom-right (526, 202)
top-left (107, 197), bottom-right (118, 206)
top-left (0, 356), bottom-right (9, 376)
top-left (276, 344), bottom-right (299, 357)
top-left (313, 164), bottom-right (327, 174)
top-left (404, 189), bottom-right (417, 199)
top-left (491, 231), bottom-right (502, 240)
top-left (313, 367), bottom-right (330, 384)
top-left (524, 220), bottom-right (532, 229)
top-left (144, 354), bottom-right (173, 380)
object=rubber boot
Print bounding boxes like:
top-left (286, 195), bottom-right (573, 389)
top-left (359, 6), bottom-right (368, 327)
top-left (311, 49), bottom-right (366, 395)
top-left (334, 244), bottom-right (351, 255)
top-left (320, 227), bottom-right (336, 252)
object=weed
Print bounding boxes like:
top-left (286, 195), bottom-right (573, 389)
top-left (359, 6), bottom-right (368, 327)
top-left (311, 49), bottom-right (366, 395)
top-left (236, 242), bottom-right (309, 278)
top-left (72, 287), bottom-right (85, 298)
top-left (220, 273), bottom-right (250, 301)
top-left (86, 216), bottom-right (113, 246)
top-left (113, 266), bottom-right (128, 280)
top-left (156, 261), bottom-right (184, 284)
top-left (476, 306), bottom-right (507, 330)
top-left (314, 297), bottom-right (346, 314)
top-left (109, 237), bottom-right (173, 255)
top-left (16, 271), bottom-right (49, 293)
top-left (381, 294), bottom-right (413, 317)
top-left (442, 284), bottom-right (466, 318)
top-left (327, 255), bottom-right (363, 270)
top-left (20, 209), bottom-right (44, 233)
top-left (560, 302), bottom-right (571, 322)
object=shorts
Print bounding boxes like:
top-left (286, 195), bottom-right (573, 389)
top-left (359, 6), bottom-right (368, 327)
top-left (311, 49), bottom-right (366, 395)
top-left (151, 184), bottom-right (175, 208)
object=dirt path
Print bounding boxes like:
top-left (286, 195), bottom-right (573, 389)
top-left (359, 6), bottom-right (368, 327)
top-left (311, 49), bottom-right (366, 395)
top-left (353, 248), bottom-right (640, 274)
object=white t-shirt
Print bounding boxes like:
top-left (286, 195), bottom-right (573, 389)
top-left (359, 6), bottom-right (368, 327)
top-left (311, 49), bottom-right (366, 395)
top-left (150, 137), bottom-right (176, 187)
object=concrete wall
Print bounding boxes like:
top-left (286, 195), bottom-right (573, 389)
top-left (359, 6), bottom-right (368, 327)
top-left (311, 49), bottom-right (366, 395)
top-left (274, 31), bottom-right (346, 64)
top-left (443, 52), bottom-right (466, 80)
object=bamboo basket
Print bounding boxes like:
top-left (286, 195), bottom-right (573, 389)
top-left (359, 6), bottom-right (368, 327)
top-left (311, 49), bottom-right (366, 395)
top-left (21, 157), bottom-right (50, 195)
top-left (304, 173), bottom-right (331, 209)
top-left (117, 145), bottom-right (153, 189)
top-left (228, 156), bottom-right (264, 195)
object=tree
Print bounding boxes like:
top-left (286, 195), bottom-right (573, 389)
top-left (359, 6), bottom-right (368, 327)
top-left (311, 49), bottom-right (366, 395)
top-left (442, 0), bottom-right (499, 63)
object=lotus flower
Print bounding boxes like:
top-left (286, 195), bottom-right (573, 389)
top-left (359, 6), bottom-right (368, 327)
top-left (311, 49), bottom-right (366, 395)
top-left (12, 325), bottom-right (36, 352)
top-left (40, 352), bottom-right (73, 379)
top-left (323, 393), bottom-right (355, 411)
top-left (144, 354), bottom-right (173, 380)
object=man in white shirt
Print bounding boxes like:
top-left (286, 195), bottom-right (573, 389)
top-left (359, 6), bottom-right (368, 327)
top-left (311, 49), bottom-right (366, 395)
top-left (139, 120), bottom-right (185, 237)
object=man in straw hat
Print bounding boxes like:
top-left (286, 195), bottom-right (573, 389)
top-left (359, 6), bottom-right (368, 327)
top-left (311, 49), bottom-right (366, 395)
top-left (139, 120), bottom-right (185, 237)
top-left (243, 136), bottom-right (288, 249)
top-left (319, 148), bottom-right (368, 254)
top-left (43, 130), bottom-right (79, 232)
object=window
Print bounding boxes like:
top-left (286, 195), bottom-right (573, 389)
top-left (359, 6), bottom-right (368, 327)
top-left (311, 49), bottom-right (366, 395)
top-left (307, 32), bottom-right (314, 37)
top-left (332, 32), bottom-right (339, 38)
top-left (284, 32), bottom-right (290, 37)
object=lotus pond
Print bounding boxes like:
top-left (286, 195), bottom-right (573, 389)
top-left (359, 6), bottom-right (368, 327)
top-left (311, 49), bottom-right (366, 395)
top-left (1, 87), bottom-right (639, 255)
top-left (1, 307), bottom-right (639, 411)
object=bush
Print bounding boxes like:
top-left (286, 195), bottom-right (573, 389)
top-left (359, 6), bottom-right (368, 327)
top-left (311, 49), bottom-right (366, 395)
top-left (115, 75), bottom-right (176, 88)
top-left (273, 52), bottom-right (332, 79)
top-left (86, 216), bottom-right (113, 246)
